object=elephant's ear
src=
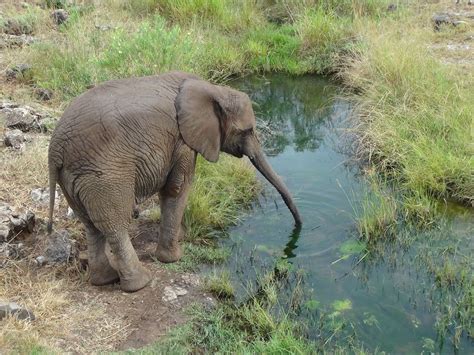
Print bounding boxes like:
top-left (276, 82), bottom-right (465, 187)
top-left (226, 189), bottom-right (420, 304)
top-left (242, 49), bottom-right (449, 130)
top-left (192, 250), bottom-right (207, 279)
top-left (176, 79), bottom-right (226, 162)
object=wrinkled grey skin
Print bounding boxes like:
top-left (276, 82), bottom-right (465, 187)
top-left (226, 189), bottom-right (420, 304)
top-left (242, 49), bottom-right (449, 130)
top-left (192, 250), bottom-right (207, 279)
top-left (48, 71), bottom-right (301, 292)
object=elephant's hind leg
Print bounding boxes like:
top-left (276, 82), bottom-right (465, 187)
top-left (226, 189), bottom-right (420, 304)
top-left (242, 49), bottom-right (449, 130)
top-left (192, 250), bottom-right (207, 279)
top-left (104, 227), bottom-right (151, 292)
top-left (80, 178), bottom-right (151, 292)
top-left (85, 224), bottom-right (120, 286)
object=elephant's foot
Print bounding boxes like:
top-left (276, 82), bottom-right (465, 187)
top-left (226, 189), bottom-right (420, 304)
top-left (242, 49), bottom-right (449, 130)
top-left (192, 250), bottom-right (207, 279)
top-left (155, 241), bottom-right (182, 263)
top-left (90, 264), bottom-right (120, 286)
top-left (119, 265), bottom-right (152, 293)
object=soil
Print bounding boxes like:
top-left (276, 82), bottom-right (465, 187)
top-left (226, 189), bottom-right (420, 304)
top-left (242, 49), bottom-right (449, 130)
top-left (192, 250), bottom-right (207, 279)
top-left (1, 215), bottom-right (213, 353)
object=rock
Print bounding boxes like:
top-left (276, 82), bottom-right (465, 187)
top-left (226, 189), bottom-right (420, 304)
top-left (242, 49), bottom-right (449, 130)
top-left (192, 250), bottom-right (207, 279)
top-left (431, 13), bottom-right (467, 31)
top-left (0, 302), bottom-right (35, 321)
top-left (0, 243), bottom-right (25, 260)
top-left (173, 286), bottom-right (188, 296)
top-left (66, 207), bottom-right (76, 219)
top-left (433, 13), bottom-right (452, 31)
top-left (181, 273), bottom-right (200, 287)
top-left (44, 230), bottom-right (76, 263)
top-left (0, 203), bottom-right (35, 241)
top-left (31, 188), bottom-right (60, 205)
top-left (139, 209), bottom-right (152, 219)
top-left (162, 286), bottom-right (177, 302)
top-left (0, 225), bottom-right (9, 243)
top-left (34, 88), bottom-right (53, 101)
top-left (387, 4), bottom-right (397, 12)
top-left (10, 212), bottom-right (35, 234)
top-left (4, 129), bottom-right (26, 150)
top-left (1, 102), bottom-right (57, 132)
top-left (35, 255), bottom-right (47, 266)
top-left (3, 107), bottom-right (39, 132)
top-left (0, 34), bottom-right (37, 49)
top-left (51, 9), bottom-right (69, 25)
top-left (31, 188), bottom-right (49, 204)
top-left (162, 285), bottom-right (188, 302)
top-left (5, 63), bottom-right (32, 81)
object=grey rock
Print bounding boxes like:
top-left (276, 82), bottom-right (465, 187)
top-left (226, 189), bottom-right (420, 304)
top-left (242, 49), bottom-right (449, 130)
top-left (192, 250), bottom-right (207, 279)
top-left (45, 230), bottom-right (76, 263)
top-left (0, 243), bottom-right (25, 260)
top-left (1, 102), bottom-right (57, 132)
top-left (51, 9), bottom-right (69, 25)
top-left (433, 13), bottom-right (452, 31)
top-left (162, 286), bottom-right (177, 302)
top-left (5, 63), bottom-right (32, 81)
top-left (31, 188), bottom-right (49, 204)
top-left (35, 255), bottom-right (47, 266)
top-left (0, 34), bottom-right (37, 49)
top-left (174, 286), bottom-right (188, 296)
top-left (31, 188), bottom-right (60, 205)
top-left (162, 285), bottom-right (188, 302)
top-left (0, 203), bottom-right (35, 240)
top-left (3, 107), bottom-right (39, 132)
top-left (0, 302), bottom-right (35, 321)
top-left (10, 211), bottom-right (35, 234)
top-left (4, 129), bottom-right (25, 149)
top-left (66, 207), bottom-right (76, 219)
top-left (34, 88), bottom-right (53, 101)
top-left (0, 225), bottom-right (9, 243)
top-left (181, 273), bottom-right (200, 287)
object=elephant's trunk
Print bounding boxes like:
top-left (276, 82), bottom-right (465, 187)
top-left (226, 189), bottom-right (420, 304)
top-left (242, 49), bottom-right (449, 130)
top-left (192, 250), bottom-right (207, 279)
top-left (248, 148), bottom-right (302, 226)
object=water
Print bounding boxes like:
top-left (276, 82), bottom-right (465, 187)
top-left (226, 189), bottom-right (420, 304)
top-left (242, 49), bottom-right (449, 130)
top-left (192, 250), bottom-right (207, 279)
top-left (222, 74), bottom-right (473, 353)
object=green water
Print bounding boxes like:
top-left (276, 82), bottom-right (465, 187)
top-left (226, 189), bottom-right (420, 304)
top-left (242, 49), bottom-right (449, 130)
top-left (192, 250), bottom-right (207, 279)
top-left (224, 75), bottom-right (473, 353)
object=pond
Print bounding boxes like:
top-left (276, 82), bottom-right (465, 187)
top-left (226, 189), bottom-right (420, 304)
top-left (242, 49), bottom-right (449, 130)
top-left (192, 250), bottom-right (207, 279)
top-left (222, 74), bottom-right (473, 353)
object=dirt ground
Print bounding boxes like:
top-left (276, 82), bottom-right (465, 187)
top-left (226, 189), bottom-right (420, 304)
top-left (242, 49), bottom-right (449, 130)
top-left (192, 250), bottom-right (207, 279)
top-left (0, 213), bottom-right (213, 353)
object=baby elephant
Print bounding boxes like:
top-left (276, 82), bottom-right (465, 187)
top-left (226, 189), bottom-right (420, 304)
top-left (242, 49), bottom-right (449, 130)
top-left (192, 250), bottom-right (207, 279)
top-left (48, 71), bottom-right (301, 292)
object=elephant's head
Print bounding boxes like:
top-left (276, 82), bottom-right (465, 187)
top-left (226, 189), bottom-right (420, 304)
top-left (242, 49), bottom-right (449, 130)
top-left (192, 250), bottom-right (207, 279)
top-left (176, 79), bottom-right (302, 226)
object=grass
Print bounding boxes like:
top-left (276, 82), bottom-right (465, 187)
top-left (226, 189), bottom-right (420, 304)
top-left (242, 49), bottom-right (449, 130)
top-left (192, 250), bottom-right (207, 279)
top-left (145, 264), bottom-right (315, 354)
top-left (343, 13), bottom-right (474, 209)
top-left (204, 270), bottom-right (235, 299)
top-left (1, 0), bottom-right (473, 352)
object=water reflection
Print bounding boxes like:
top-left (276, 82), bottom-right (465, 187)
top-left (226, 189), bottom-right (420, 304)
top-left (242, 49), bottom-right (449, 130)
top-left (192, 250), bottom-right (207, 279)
top-left (238, 75), bottom-right (337, 156)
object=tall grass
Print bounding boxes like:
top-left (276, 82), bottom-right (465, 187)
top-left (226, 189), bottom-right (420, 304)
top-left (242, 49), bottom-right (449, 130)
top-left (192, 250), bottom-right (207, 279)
top-left (343, 20), bottom-right (474, 207)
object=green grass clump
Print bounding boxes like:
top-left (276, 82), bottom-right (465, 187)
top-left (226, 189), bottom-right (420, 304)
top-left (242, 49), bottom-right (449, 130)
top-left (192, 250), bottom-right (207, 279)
top-left (184, 155), bottom-right (260, 241)
top-left (162, 243), bottom-right (230, 272)
top-left (146, 266), bottom-right (315, 354)
top-left (204, 270), bottom-right (235, 299)
top-left (353, 175), bottom-right (398, 242)
top-left (295, 8), bottom-right (353, 73)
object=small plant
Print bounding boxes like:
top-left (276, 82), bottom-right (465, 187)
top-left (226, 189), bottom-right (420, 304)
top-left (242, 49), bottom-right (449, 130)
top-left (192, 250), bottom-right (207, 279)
top-left (204, 270), bottom-right (235, 299)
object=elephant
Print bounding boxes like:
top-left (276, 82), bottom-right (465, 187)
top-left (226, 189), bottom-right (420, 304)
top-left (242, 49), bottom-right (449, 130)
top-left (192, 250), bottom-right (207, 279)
top-left (47, 71), bottom-right (302, 292)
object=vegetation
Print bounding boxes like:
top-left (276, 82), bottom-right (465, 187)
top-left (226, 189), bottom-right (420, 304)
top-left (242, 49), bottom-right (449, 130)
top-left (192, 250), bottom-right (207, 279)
top-left (3, 0), bottom-right (469, 218)
top-left (1, 0), bottom-right (472, 353)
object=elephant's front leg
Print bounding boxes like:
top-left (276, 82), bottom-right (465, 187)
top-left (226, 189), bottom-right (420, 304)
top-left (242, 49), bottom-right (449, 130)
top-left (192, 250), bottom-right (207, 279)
top-left (155, 181), bottom-right (191, 263)
top-left (155, 152), bottom-right (195, 263)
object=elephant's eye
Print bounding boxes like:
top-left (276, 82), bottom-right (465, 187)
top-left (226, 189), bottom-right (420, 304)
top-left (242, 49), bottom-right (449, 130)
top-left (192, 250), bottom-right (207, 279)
top-left (242, 128), bottom-right (253, 136)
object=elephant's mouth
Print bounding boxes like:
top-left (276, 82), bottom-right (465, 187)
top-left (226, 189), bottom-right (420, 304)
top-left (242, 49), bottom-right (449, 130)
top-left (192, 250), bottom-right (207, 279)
top-left (248, 149), bottom-right (302, 226)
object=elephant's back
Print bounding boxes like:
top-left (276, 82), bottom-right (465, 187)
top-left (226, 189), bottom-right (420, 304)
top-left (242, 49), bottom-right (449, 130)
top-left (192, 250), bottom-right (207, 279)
top-left (51, 72), bottom-right (198, 173)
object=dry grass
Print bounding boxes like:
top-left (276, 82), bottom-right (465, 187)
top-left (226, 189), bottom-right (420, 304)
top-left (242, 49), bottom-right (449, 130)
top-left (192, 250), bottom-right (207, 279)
top-left (0, 263), bottom-right (130, 353)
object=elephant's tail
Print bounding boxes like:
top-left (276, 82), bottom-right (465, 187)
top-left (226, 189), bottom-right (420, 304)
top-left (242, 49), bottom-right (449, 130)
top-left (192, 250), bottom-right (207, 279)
top-left (47, 164), bottom-right (58, 234)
